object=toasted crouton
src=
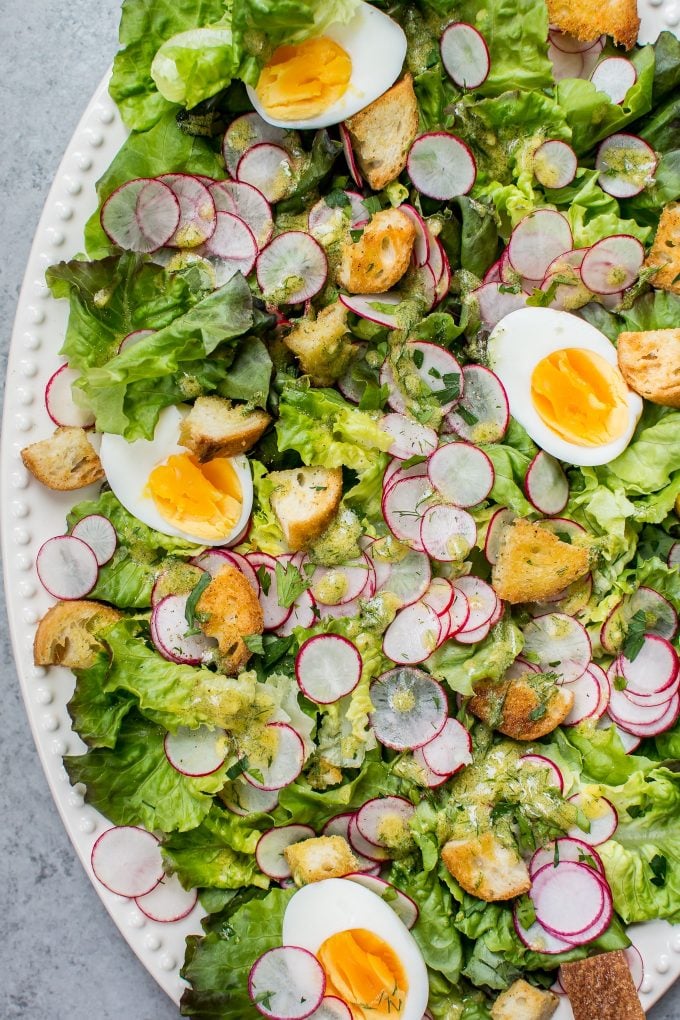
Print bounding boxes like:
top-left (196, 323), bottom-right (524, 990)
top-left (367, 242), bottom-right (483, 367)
top-left (283, 302), bottom-right (355, 386)
top-left (269, 467), bottom-right (343, 551)
top-left (492, 519), bottom-right (590, 604)
top-left (645, 203), bottom-right (680, 295)
top-left (442, 832), bottom-right (531, 902)
top-left (284, 836), bottom-right (358, 886)
top-left (337, 208), bottom-right (416, 294)
top-left (21, 427), bottom-right (104, 491)
top-left (196, 564), bottom-right (264, 675)
top-left (469, 675), bottom-right (574, 741)
top-left (178, 396), bottom-right (271, 462)
top-left (617, 328), bottom-right (680, 407)
top-left (560, 951), bottom-right (645, 1020)
top-left (344, 75), bottom-right (419, 191)
top-left (545, 0), bottom-right (639, 50)
top-left (491, 980), bottom-right (559, 1020)
top-left (34, 600), bottom-right (122, 669)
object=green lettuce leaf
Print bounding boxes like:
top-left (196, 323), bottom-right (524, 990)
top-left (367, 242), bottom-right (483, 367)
top-left (605, 411), bottom-right (680, 495)
top-left (277, 758), bottom-right (405, 829)
top-left (562, 722), bottom-right (656, 785)
top-left (151, 24), bottom-right (240, 109)
top-left (67, 655), bottom-right (135, 749)
top-left (390, 863), bottom-right (463, 985)
top-left (426, 618), bottom-right (524, 696)
top-left (247, 460), bottom-right (288, 556)
top-left (163, 805), bottom-right (269, 890)
top-left (218, 337), bottom-right (272, 408)
top-left (651, 30), bottom-right (680, 101)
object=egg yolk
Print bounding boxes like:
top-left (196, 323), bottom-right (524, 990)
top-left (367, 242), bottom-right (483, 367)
top-left (147, 453), bottom-right (241, 540)
top-left (255, 37), bottom-right (352, 120)
top-left (317, 928), bottom-right (408, 1020)
top-left (530, 348), bottom-right (629, 447)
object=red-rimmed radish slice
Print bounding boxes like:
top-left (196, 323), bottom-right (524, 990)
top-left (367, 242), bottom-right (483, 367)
top-left (508, 209), bottom-right (573, 282)
top-left (193, 548), bottom-right (259, 593)
top-left (316, 598), bottom-right (362, 622)
top-left (597, 713), bottom-right (641, 753)
top-left (669, 541), bottom-right (680, 568)
top-left (484, 507), bottom-right (515, 565)
top-left (339, 122), bottom-right (363, 188)
top-left (36, 535), bottom-right (98, 600)
top-left (628, 586), bottom-right (678, 641)
top-left (428, 442), bottom-right (495, 508)
top-left (236, 142), bottom-right (297, 204)
top-left (533, 139), bottom-right (578, 190)
top-left (382, 475), bottom-right (434, 549)
top-left (425, 231), bottom-right (444, 281)
top-left (587, 662), bottom-right (611, 717)
top-left (71, 514), bottom-right (117, 566)
top-left (310, 555), bottom-right (372, 605)
top-left (370, 667), bottom-right (448, 750)
top-left (45, 364), bottom-right (95, 428)
top-left (474, 282), bottom-right (528, 329)
top-left (530, 837), bottom-right (603, 878)
top-left (210, 180), bottom-right (273, 248)
top-left (549, 30), bottom-right (604, 54)
top-left (483, 260), bottom-right (502, 284)
top-left (246, 553), bottom-right (291, 630)
top-left (134, 873), bottom-right (198, 923)
top-left (222, 777), bottom-right (279, 816)
top-left (257, 232), bottom-right (327, 304)
top-left (567, 793), bottom-right (618, 845)
top-left (223, 112), bottom-right (294, 176)
top-left (412, 746), bottom-right (452, 787)
top-left (158, 173), bottom-right (216, 248)
top-left (434, 244), bottom-right (451, 304)
top-left (621, 672), bottom-right (680, 709)
top-left (381, 413), bottom-right (437, 461)
top-left (345, 873), bottom-right (419, 929)
top-left (625, 946), bottom-right (645, 991)
top-left (276, 589), bottom-right (316, 636)
top-left (245, 722), bottom-right (305, 791)
top-left (90, 825), bottom-right (162, 897)
top-left (552, 880), bottom-right (613, 947)
top-left (452, 576), bottom-right (497, 631)
top-left (608, 687), bottom-right (680, 736)
top-left (348, 815), bottom-right (390, 863)
top-left (590, 57), bottom-right (637, 105)
top-left (197, 210), bottom-right (257, 281)
top-left (421, 718), bottom-right (472, 776)
top-left (407, 133), bottom-right (477, 200)
top-left (440, 22), bottom-right (490, 89)
top-left (322, 813), bottom-right (379, 873)
top-left (530, 861), bottom-right (607, 938)
top-left (399, 204), bottom-right (430, 265)
top-left (295, 634), bottom-right (362, 704)
top-left (519, 754), bottom-right (564, 792)
top-left (504, 656), bottom-right (540, 680)
top-left (540, 516), bottom-right (586, 542)
top-left (446, 589), bottom-right (471, 637)
top-left (378, 548), bottom-right (431, 606)
top-left (445, 364), bottom-right (509, 443)
top-left (356, 796), bottom-right (415, 848)
top-left (561, 670), bottom-right (604, 726)
top-left (513, 913), bottom-right (575, 954)
top-left (308, 191), bottom-right (368, 235)
top-left (118, 328), bottom-right (155, 353)
top-left (580, 234), bottom-right (644, 294)
top-left (407, 340), bottom-right (463, 413)
top-left (340, 291), bottom-right (401, 329)
top-left (151, 594), bottom-right (215, 665)
top-left (548, 43), bottom-right (584, 82)
top-left (525, 450), bottom-right (569, 516)
top-left (619, 634), bottom-right (679, 696)
top-left (420, 504), bottom-right (477, 561)
top-left (101, 178), bottom-right (179, 253)
top-left (455, 619), bottom-right (492, 645)
top-left (164, 724), bottom-right (227, 776)
top-left (522, 612), bottom-right (591, 683)
top-left (256, 824), bottom-right (315, 881)
top-left (383, 456), bottom-right (428, 494)
top-left (249, 945), bottom-right (326, 1019)
top-left (422, 577), bottom-right (455, 617)
top-left (307, 998), bottom-right (353, 1020)
top-left (383, 600), bottom-right (442, 664)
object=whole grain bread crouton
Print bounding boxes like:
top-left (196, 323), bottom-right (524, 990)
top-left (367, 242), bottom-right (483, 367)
top-left (34, 600), bottom-right (122, 669)
top-left (21, 427), bottom-right (104, 491)
top-left (269, 467), bottom-right (343, 551)
top-left (337, 208), bottom-right (416, 294)
top-left (644, 203), bottom-right (680, 295)
top-left (344, 74), bottom-right (419, 191)
top-left (546, 0), bottom-right (639, 50)
top-left (560, 951), bottom-right (645, 1020)
top-left (178, 396), bottom-right (271, 462)
top-left (442, 832), bottom-right (531, 901)
top-left (284, 836), bottom-right (358, 886)
top-left (468, 674), bottom-right (574, 741)
top-left (491, 980), bottom-right (559, 1020)
top-left (617, 328), bottom-right (680, 407)
top-left (196, 563), bottom-right (264, 675)
top-left (283, 302), bottom-right (356, 386)
top-left (492, 518), bottom-right (590, 604)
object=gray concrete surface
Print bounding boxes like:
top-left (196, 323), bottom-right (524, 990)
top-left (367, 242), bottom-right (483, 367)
top-left (0, 2), bottom-right (678, 1018)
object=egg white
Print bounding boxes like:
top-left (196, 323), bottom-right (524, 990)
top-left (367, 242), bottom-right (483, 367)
top-left (282, 878), bottom-right (429, 1020)
top-left (487, 307), bottom-right (643, 467)
top-left (246, 1), bottom-right (407, 130)
top-left (99, 405), bottom-right (253, 546)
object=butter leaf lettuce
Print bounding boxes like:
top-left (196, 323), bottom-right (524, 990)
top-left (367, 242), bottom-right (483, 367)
top-left (151, 25), bottom-right (240, 109)
top-left (390, 864), bottom-right (463, 985)
top-left (277, 757), bottom-right (405, 829)
top-left (247, 460), bottom-right (288, 555)
top-left (562, 722), bottom-right (656, 785)
top-left (426, 618), bottom-right (524, 697)
top-left (605, 410), bottom-right (680, 495)
top-left (162, 805), bottom-right (270, 890)
top-left (67, 655), bottom-right (135, 749)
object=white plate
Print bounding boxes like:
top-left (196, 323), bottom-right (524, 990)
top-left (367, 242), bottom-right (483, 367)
top-left (3, 5), bottom-right (680, 1013)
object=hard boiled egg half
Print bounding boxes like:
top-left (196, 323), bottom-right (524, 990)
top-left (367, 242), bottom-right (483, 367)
top-left (282, 878), bottom-right (429, 1020)
top-left (488, 308), bottom-right (643, 467)
top-left (99, 405), bottom-right (253, 546)
top-left (246, 1), bottom-right (407, 130)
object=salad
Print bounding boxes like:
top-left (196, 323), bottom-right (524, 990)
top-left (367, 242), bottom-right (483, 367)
top-left (19, 0), bottom-right (680, 1017)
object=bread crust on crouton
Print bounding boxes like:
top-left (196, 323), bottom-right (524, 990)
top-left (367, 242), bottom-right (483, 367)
top-left (284, 836), bottom-right (358, 886)
top-left (283, 302), bottom-right (355, 386)
top-left (492, 518), bottom-right (590, 604)
top-left (196, 564), bottom-right (264, 675)
top-left (34, 600), bottom-right (122, 669)
top-left (178, 396), bottom-right (271, 462)
top-left (21, 427), bottom-right (104, 491)
top-left (560, 951), bottom-right (645, 1020)
top-left (469, 675), bottom-right (574, 741)
top-left (645, 203), bottom-right (680, 295)
top-left (546, 0), bottom-right (639, 50)
top-left (337, 208), bottom-right (416, 294)
top-left (344, 74), bottom-right (419, 191)
top-left (617, 328), bottom-right (680, 407)
top-left (270, 466), bottom-right (343, 551)
top-left (491, 979), bottom-right (559, 1020)
top-left (442, 832), bottom-right (531, 902)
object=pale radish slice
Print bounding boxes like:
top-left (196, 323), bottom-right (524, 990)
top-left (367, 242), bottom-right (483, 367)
top-left (45, 364), bottom-right (95, 428)
top-left (530, 861), bottom-right (606, 937)
top-left (580, 234), bottom-right (644, 294)
top-left (590, 57), bottom-right (637, 105)
top-left (118, 328), bottom-right (155, 353)
top-left (339, 122), bottom-right (363, 187)
top-left (151, 594), bottom-right (215, 666)
top-left (134, 873), bottom-right (198, 922)
top-left (340, 292), bottom-right (401, 329)
top-left (408, 341), bottom-right (463, 414)
top-left (668, 541), bottom-right (680, 568)
top-left (381, 413), bottom-right (438, 460)
top-left (316, 597), bottom-right (362, 622)
top-left (248, 946), bottom-right (325, 1019)
top-left (619, 634), bottom-right (679, 695)
top-left (345, 873), bottom-right (418, 928)
top-left (533, 140), bottom-right (578, 190)
top-left (548, 43), bottom-right (584, 82)
top-left (210, 180), bottom-right (273, 248)
top-left (425, 231), bottom-right (444, 281)
top-left (540, 516), bottom-right (586, 541)
top-left (383, 600), bottom-right (442, 664)
top-left (222, 777), bottom-right (279, 816)
top-left (445, 364), bottom-right (509, 443)
top-left (307, 998), bottom-right (353, 1020)
top-left (625, 946), bottom-right (645, 991)
top-left (101, 178), bottom-right (180, 253)
top-left (561, 670), bottom-right (603, 726)
top-left (434, 244), bottom-right (452, 304)
top-left (337, 344), bottom-right (367, 404)
top-left (275, 589), bottom-right (316, 636)
top-left (616, 694), bottom-right (680, 737)
top-left (308, 191), bottom-right (368, 235)
top-left (514, 913), bottom-right (575, 954)
top-left (310, 556), bottom-right (372, 605)
top-left (255, 824), bottom-right (315, 881)
top-left (519, 754), bottom-right (564, 791)
top-left (193, 548), bottom-right (259, 593)
top-left (236, 142), bottom-right (296, 204)
top-left (382, 475), bottom-right (434, 549)
top-left (90, 826), bottom-right (162, 897)
top-left (608, 676), bottom-right (678, 721)
top-left (378, 548), bottom-right (431, 606)
top-left (522, 612), bottom-right (591, 683)
top-left (257, 231), bottom-right (327, 304)
top-left (452, 576), bottom-right (497, 631)
top-left (455, 619), bottom-right (492, 645)
top-left (197, 210), bottom-right (258, 281)
top-left (382, 457), bottom-right (428, 495)
top-left (504, 656), bottom-right (540, 680)
top-left (549, 30), bottom-right (604, 54)
top-left (36, 535), bottom-right (98, 600)
top-left (412, 746), bottom-right (452, 787)
top-left (484, 507), bottom-right (515, 565)
top-left (530, 837), bottom-right (603, 878)
top-left (428, 442), bottom-right (495, 508)
top-left (164, 724), bottom-right (227, 777)
top-left (551, 876), bottom-right (613, 947)
top-left (370, 667), bottom-right (448, 749)
top-left (628, 586), bottom-right (678, 641)
top-left (407, 133), bottom-right (477, 200)
top-left (420, 504), bottom-right (477, 561)
top-left (71, 514), bottom-right (117, 565)
top-left (322, 813), bottom-right (379, 873)
top-left (567, 793), bottom-right (618, 845)
top-left (247, 553), bottom-right (291, 630)
top-left (245, 722), bottom-right (305, 791)
top-left (356, 796), bottom-right (415, 847)
top-left (508, 210), bottom-right (572, 282)
top-left (295, 634), bottom-right (362, 704)
top-left (474, 282), bottom-right (528, 329)
top-left (587, 662), bottom-right (611, 717)
top-left (483, 260), bottom-right (502, 284)
top-left (348, 815), bottom-right (390, 863)
top-left (421, 718), bottom-right (472, 776)
top-left (422, 578), bottom-right (455, 616)
top-left (158, 173), bottom-right (216, 248)
top-left (446, 589), bottom-right (471, 636)
top-left (525, 450), bottom-right (569, 516)
top-left (223, 112), bottom-right (294, 176)
top-left (440, 22), bottom-right (490, 89)
top-left (398, 204), bottom-right (430, 265)
top-left (622, 671), bottom-right (680, 709)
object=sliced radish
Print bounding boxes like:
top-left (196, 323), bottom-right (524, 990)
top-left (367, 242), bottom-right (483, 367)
top-left (377, 548), bottom-right (431, 606)
top-left (383, 600), bottom-right (442, 664)
top-left (164, 724), bottom-right (227, 777)
top-left (597, 712), bottom-right (642, 752)
top-left (370, 668), bottom-right (448, 750)
top-left (530, 837), bottom-right (603, 878)
top-left (483, 261), bottom-right (502, 285)
top-left (590, 57), bottom-right (637, 105)
top-left (525, 450), bottom-right (569, 516)
top-left (249, 946), bottom-right (325, 1019)
top-left (118, 328), bottom-right (155, 353)
top-left (316, 598), bottom-right (362, 622)
top-left (619, 634), bottom-right (679, 696)
top-left (549, 30), bottom-right (604, 54)
top-left (399, 205), bottom-right (430, 265)
top-left (151, 594), bottom-right (215, 666)
top-left (307, 998), bottom-right (353, 1020)
top-left (340, 291), bottom-right (402, 329)
top-left (408, 341), bottom-right (463, 414)
top-left (356, 796), bottom-right (415, 848)
top-left (422, 577), bottom-right (455, 617)
top-left (440, 22), bottom-right (490, 89)
top-left (455, 619), bottom-right (491, 645)
top-left (36, 535), bottom-right (98, 600)
top-left (625, 946), bottom-right (645, 991)
top-left (522, 612), bottom-right (590, 683)
top-left (247, 553), bottom-right (291, 630)
top-left (134, 873), bottom-right (198, 923)
top-left (90, 826), bottom-right (162, 897)
top-left (508, 210), bottom-right (572, 282)
top-left (504, 656), bottom-right (540, 680)
top-left (628, 586), bottom-right (678, 641)
top-left (223, 112), bottom-right (294, 176)
top-left (158, 173), bottom-right (216, 249)
top-left (412, 746), bottom-right (452, 787)
top-left (668, 542), bottom-right (680, 568)
top-left (428, 442), bottom-right (495, 508)
top-left (308, 191), bottom-right (368, 235)
top-left (71, 514), bottom-right (117, 566)
top-left (382, 475), bottom-right (434, 550)
top-left (210, 180), bottom-right (273, 249)
top-left (255, 824), bottom-right (315, 881)
top-left (197, 210), bottom-right (257, 281)
top-left (587, 662), bottom-right (611, 717)
top-left (236, 142), bottom-right (296, 204)
top-left (348, 815), bottom-right (390, 863)
top-left (245, 723), bottom-right (304, 791)
top-left (310, 556), bottom-right (372, 605)
top-left (45, 364), bottom-right (95, 428)
top-left (222, 777), bottom-right (279, 816)
top-left (484, 507), bottom-right (515, 565)
top-left (322, 813), bottom-right (379, 873)
top-left (519, 754), bottom-right (564, 792)
top-left (514, 913), bottom-right (575, 954)
top-left (101, 178), bottom-right (179, 253)
top-left (609, 688), bottom-right (680, 736)
top-left (580, 234), bottom-right (644, 295)
top-left (382, 413), bottom-right (437, 461)
top-left (383, 457), bottom-right (428, 495)
top-left (530, 861), bottom-right (606, 937)
top-left (276, 589), bottom-right (316, 636)
top-left (474, 282), bottom-right (528, 329)
top-left (257, 231), bottom-right (327, 304)
top-left (345, 873), bottom-right (418, 928)
top-left (295, 634), bottom-right (362, 704)
top-left (420, 504), bottom-right (477, 561)
top-left (540, 516), bottom-right (586, 542)
top-left (446, 588), bottom-right (471, 636)
top-left (445, 364), bottom-right (509, 443)
top-left (452, 576), bottom-right (497, 632)
top-left (193, 548), bottom-right (259, 593)
top-left (339, 123), bottom-right (363, 188)
top-left (533, 140), bottom-right (578, 190)
top-left (434, 244), bottom-right (451, 304)
top-left (421, 718), bottom-right (472, 776)
top-left (561, 670), bottom-right (603, 726)
top-left (567, 793), bottom-right (618, 845)
top-left (407, 133), bottom-right (477, 201)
